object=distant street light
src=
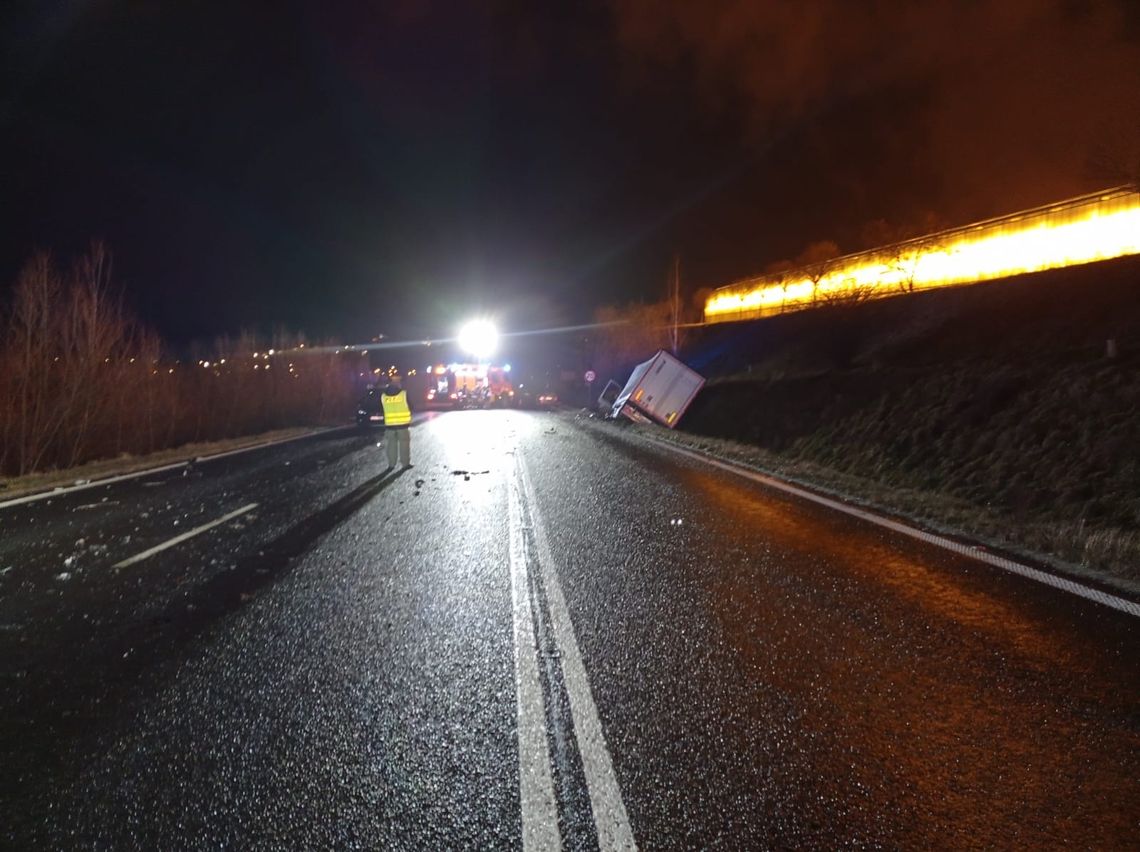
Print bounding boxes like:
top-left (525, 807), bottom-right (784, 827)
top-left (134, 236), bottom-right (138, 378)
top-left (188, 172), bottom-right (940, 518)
top-left (458, 319), bottom-right (498, 360)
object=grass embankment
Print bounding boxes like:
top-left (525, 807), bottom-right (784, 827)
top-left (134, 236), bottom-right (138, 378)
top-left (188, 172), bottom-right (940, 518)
top-left (677, 255), bottom-right (1140, 588)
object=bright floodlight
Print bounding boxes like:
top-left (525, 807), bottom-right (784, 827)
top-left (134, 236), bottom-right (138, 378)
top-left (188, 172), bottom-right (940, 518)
top-left (458, 319), bottom-right (498, 359)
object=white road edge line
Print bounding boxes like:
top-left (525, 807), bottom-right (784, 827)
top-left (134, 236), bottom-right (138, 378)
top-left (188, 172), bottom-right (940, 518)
top-left (0, 426), bottom-right (348, 511)
top-left (112, 503), bottom-right (259, 569)
top-left (0, 461), bottom-right (189, 510)
top-left (507, 472), bottom-right (562, 851)
top-left (518, 456), bottom-right (638, 851)
top-left (656, 439), bottom-right (1140, 619)
top-left (190, 425), bottom-right (347, 463)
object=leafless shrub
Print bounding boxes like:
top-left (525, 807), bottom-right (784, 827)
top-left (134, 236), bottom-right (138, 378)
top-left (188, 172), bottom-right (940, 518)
top-left (1, 246), bottom-right (356, 477)
top-left (796, 240), bottom-right (841, 307)
top-left (816, 275), bottom-right (877, 308)
top-left (3, 250), bottom-right (70, 475)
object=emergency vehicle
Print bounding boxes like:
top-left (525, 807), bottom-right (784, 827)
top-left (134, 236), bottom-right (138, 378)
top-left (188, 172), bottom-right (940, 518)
top-left (424, 363), bottom-right (516, 408)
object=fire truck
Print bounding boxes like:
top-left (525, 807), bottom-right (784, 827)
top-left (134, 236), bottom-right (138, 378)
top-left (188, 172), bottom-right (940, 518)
top-left (424, 363), bottom-right (515, 408)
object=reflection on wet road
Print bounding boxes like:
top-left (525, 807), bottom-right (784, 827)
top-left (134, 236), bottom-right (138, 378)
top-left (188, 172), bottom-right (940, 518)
top-left (522, 414), bottom-right (1139, 848)
top-left (2, 411), bottom-right (1136, 848)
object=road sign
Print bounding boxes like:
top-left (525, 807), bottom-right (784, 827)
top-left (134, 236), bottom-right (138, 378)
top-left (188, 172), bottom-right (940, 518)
top-left (584, 370), bottom-right (596, 383)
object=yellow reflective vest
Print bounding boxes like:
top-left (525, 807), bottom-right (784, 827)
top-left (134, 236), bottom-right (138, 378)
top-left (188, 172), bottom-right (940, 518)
top-left (381, 389), bottom-right (412, 426)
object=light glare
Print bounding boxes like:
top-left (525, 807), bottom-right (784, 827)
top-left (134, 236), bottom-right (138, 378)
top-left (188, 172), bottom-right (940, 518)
top-left (705, 187), bottom-right (1140, 322)
top-left (458, 319), bottom-right (498, 359)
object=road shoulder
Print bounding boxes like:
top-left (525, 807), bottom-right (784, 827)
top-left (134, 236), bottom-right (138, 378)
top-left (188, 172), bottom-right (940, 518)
top-left (563, 410), bottom-right (1140, 607)
top-left (0, 426), bottom-right (347, 507)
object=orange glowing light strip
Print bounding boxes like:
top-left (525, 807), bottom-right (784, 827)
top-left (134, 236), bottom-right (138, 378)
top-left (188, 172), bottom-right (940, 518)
top-left (704, 186), bottom-right (1140, 323)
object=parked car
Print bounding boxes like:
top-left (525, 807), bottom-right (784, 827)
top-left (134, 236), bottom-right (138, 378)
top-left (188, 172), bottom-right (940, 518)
top-left (356, 387), bottom-right (384, 428)
top-left (517, 388), bottom-right (559, 410)
top-left (424, 387), bottom-right (458, 409)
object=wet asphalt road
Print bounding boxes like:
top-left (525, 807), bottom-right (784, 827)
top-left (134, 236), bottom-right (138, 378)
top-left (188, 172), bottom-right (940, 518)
top-left (1, 410), bottom-right (1138, 849)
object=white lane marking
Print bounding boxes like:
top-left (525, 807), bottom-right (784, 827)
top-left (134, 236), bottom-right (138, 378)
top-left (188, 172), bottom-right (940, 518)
top-left (655, 440), bottom-right (1140, 619)
top-left (508, 475), bottom-right (563, 851)
top-left (518, 456), bottom-right (637, 851)
top-left (111, 503), bottom-right (259, 569)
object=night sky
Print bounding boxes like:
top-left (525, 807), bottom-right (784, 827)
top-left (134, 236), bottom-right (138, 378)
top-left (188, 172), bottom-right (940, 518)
top-left (2, 0), bottom-right (1137, 344)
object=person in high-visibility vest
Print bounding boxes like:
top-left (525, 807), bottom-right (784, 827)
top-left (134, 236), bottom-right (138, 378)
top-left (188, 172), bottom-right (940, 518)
top-left (381, 372), bottom-right (413, 469)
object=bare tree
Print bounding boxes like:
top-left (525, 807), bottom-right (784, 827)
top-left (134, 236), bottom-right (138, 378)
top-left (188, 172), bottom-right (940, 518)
top-left (796, 240), bottom-right (841, 307)
top-left (5, 252), bottom-right (66, 475)
top-left (0, 245), bottom-right (359, 478)
top-left (885, 238), bottom-right (942, 295)
top-left (756, 259), bottom-right (795, 313)
top-left (864, 212), bottom-right (949, 295)
top-left (58, 242), bottom-right (137, 465)
top-left (816, 274), bottom-right (878, 308)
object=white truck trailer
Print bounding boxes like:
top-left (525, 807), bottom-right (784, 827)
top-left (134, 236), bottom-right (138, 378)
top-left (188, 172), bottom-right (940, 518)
top-left (610, 350), bottom-right (705, 428)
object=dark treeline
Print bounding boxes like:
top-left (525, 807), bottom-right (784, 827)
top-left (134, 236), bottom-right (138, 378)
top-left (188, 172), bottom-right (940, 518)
top-left (0, 245), bottom-right (356, 478)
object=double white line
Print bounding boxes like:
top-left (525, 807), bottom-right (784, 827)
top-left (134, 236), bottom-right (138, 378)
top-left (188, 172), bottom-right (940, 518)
top-left (508, 457), bottom-right (636, 851)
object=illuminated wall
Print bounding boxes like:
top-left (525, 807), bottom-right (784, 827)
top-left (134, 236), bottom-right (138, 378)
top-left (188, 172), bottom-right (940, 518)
top-left (704, 186), bottom-right (1140, 323)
